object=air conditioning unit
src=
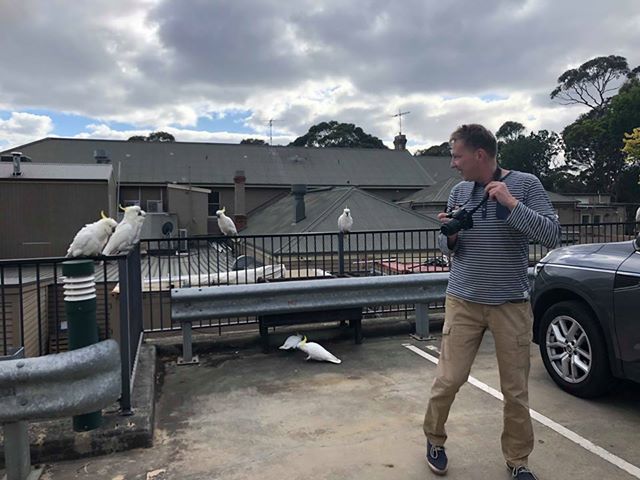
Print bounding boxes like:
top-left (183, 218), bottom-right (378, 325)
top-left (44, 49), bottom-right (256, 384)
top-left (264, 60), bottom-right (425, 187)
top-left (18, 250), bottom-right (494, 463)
top-left (177, 228), bottom-right (188, 253)
top-left (147, 200), bottom-right (163, 213)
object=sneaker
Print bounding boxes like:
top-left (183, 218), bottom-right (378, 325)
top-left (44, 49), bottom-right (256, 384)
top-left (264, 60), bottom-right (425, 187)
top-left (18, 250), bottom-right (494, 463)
top-left (426, 441), bottom-right (448, 475)
top-left (507, 464), bottom-right (538, 480)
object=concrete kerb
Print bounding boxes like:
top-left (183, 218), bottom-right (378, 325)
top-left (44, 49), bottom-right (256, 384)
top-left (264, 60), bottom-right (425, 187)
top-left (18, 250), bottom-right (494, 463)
top-left (0, 344), bottom-right (156, 468)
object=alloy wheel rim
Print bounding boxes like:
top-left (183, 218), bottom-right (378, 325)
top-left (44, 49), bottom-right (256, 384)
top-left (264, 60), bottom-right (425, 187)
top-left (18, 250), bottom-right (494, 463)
top-left (545, 315), bottom-right (592, 384)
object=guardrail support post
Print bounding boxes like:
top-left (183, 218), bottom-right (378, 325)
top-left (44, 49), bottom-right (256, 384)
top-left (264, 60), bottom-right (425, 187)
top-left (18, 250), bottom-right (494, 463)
top-left (177, 321), bottom-right (198, 365)
top-left (1, 347), bottom-right (43, 480)
top-left (411, 303), bottom-right (436, 341)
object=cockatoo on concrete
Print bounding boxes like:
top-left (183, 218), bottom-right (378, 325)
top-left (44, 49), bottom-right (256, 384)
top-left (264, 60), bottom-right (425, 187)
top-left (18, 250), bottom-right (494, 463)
top-left (216, 207), bottom-right (238, 236)
top-left (338, 207), bottom-right (353, 233)
top-left (102, 205), bottom-right (147, 256)
top-left (279, 334), bottom-right (303, 350)
top-left (66, 211), bottom-right (117, 257)
top-left (296, 336), bottom-right (342, 364)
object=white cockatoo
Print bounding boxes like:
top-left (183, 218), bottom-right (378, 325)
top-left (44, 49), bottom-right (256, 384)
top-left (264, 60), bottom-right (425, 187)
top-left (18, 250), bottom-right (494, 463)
top-left (102, 205), bottom-right (147, 256)
top-left (338, 207), bottom-right (353, 233)
top-left (279, 334), bottom-right (303, 350)
top-left (216, 207), bottom-right (238, 236)
top-left (66, 211), bottom-right (118, 257)
top-left (296, 336), bottom-right (342, 364)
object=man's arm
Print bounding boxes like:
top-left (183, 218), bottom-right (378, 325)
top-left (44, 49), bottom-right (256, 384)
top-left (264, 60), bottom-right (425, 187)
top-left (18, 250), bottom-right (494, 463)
top-left (504, 176), bottom-right (561, 249)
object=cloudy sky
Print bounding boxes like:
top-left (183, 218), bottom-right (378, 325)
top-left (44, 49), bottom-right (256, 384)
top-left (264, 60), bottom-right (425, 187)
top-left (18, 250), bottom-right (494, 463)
top-left (1, 0), bottom-right (639, 152)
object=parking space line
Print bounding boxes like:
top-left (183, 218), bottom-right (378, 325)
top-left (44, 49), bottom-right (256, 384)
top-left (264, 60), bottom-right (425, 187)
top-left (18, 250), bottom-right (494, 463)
top-left (403, 343), bottom-right (640, 479)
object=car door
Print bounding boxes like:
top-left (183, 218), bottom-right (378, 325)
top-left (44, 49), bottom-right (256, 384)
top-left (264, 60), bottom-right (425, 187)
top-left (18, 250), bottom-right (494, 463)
top-left (613, 249), bottom-right (640, 378)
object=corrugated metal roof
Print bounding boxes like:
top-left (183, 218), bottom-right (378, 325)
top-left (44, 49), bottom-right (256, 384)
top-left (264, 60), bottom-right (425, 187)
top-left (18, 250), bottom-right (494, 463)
top-left (0, 162), bottom-right (112, 181)
top-left (243, 186), bottom-right (440, 235)
top-left (401, 176), bottom-right (462, 204)
top-left (414, 155), bottom-right (457, 183)
top-left (2, 138), bottom-right (436, 188)
top-left (402, 176), bottom-right (578, 205)
top-left (241, 187), bottom-right (440, 254)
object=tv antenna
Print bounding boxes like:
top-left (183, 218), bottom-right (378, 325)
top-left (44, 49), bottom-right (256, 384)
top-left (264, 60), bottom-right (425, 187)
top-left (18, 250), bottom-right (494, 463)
top-left (392, 110), bottom-right (410, 135)
top-left (267, 119), bottom-right (277, 145)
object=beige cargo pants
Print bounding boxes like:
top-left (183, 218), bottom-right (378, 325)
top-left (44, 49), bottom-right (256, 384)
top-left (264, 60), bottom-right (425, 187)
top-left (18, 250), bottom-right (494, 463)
top-left (423, 294), bottom-right (534, 467)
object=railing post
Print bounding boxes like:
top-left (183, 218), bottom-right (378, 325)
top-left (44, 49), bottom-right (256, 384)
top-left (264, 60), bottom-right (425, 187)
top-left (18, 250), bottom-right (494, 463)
top-left (118, 255), bottom-right (132, 415)
top-left (411, 303), bottom-right (436, 341)
top-left (338, 232), bottom-right (345, 275)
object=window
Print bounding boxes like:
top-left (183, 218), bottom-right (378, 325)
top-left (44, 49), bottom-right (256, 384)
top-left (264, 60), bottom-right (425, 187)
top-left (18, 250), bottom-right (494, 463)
top-left (208, 191), bottom-right (220, 217)
top-left (581, 214), bottom-right (590, 224)
top-left (124, 199), bottom-right (141, 207)
top-left (593, 214), bottom-right (601, 224)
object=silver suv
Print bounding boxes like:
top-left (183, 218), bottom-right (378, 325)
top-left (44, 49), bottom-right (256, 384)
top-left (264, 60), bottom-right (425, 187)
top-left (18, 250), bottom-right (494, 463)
top-left (531, 235), bottom-right (640, 397)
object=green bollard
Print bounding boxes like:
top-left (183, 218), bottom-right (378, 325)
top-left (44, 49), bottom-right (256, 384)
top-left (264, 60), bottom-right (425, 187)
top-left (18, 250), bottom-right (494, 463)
top-left (63, 259), bottom-right (102, 432)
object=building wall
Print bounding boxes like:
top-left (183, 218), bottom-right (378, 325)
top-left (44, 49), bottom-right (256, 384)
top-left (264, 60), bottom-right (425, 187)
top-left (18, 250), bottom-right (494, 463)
top-left (166, 186), bottom-right (209, 235)
top-left (0, 180), bottom-right (112, 258)
top-left (207, 186), bottom-right (288, 234)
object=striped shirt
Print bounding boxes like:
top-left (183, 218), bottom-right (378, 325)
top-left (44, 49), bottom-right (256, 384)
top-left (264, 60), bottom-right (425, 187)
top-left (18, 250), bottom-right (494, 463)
top-left (439, 170), bottom-right (561, 305)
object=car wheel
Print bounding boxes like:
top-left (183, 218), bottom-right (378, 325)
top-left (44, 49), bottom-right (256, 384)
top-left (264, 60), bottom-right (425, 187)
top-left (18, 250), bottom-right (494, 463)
top-left (538, 300), bottom-right (615, 398)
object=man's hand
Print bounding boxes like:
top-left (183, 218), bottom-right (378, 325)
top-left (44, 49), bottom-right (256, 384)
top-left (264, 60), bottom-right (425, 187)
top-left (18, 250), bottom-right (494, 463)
top-left (438, 211), bottom-right (458, 246)
top-left (485, 181), bottom-right (518, 210)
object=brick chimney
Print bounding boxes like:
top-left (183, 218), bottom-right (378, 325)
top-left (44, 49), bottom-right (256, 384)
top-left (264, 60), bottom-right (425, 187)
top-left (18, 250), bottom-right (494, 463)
top-left (393, 134), bottom-right (407, 151)
top-left (233, 170), bottom-right (247, 231)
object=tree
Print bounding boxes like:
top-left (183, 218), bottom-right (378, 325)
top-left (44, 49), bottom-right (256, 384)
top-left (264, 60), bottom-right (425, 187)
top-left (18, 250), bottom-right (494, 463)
top-left (289, 121), bottom-right (387, 148)
top-left (127, 131), bottom-right (175, 142)
top-left (562, 79), bottom-right (640, 201)
top-left (497, 128), bottom-right (563, 189)
top-left (550, 55), bottom-right (634, 110)
top-left (496, 121), bottom-right (526, 141)
top-left (127, 135), bottom-right (147, 142)
top-left (622, 127), bottom-right (640, 165)
top-left (240, 138), bottom-right (267, 145)
top-left (414, 142), bottom-right (451, 156)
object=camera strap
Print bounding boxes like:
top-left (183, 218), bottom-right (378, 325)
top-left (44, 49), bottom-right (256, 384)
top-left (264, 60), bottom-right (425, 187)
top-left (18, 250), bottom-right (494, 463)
top-left (467, 166), bottom-right (513, 216)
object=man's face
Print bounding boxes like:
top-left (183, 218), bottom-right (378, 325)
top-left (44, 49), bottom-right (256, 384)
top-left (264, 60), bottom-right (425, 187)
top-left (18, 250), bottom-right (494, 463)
top-left (450, 139), bottom-right (481, 181)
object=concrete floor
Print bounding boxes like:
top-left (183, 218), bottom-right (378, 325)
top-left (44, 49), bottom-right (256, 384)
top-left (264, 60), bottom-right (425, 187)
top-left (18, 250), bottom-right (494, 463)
top-left (27, 331), bottom-right (640, 479)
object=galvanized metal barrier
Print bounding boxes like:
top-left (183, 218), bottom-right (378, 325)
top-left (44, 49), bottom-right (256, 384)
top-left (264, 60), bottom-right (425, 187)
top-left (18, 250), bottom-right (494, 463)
top-left (171, 272), bottom-right (451, 364)
top-left (0, 340), bottom-right (121, 480)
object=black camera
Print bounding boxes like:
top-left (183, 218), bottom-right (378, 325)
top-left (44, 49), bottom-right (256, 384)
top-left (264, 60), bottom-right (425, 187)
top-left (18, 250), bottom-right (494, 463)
top-left (440, 208), bottom-right (474, 236)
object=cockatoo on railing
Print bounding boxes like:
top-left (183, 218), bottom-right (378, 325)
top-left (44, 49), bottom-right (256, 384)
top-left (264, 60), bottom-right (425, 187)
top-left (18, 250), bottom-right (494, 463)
top-left (102, 205), bottom-right (147, 256)
top-left (216, 207), bottom-right (238, 236)
top-left (66, 211), bottom-right (117, 257)
top-left (296, 336), bottom-right (342, 364)
top-left (338, 207), bottom-right (353, 233)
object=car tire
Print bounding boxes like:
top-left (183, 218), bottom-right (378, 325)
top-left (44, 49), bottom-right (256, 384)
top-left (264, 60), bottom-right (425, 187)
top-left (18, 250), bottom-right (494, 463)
top-left (538, 300), bottom-right (615, 398)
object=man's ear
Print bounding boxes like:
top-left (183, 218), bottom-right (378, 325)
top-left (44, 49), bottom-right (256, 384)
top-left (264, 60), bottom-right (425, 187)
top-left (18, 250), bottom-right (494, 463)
top-left (475, 148), bottom-right (489, 162)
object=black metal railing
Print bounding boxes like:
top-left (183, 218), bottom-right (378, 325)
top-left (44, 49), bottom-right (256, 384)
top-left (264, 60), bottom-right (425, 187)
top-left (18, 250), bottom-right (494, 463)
top-left (0, 247), bottom-right (144, 414)
top-left (2, 223), bottom-right (637, 362)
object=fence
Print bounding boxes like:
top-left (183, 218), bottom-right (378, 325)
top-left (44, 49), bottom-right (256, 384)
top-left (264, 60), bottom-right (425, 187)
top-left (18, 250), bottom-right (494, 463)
top-left (1, 222), bottom-right (636, 366)
top-left (0, 247), bottom-right (144, 413)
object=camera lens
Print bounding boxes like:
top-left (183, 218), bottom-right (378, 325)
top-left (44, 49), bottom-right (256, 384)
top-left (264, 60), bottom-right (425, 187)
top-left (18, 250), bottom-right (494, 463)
top-left (440, 219), bottom-right (461, 236)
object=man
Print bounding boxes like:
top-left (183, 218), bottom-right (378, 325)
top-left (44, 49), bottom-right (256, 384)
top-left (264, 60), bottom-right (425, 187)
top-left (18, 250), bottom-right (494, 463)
top-left (424, 124), bottom-right (561, 479)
